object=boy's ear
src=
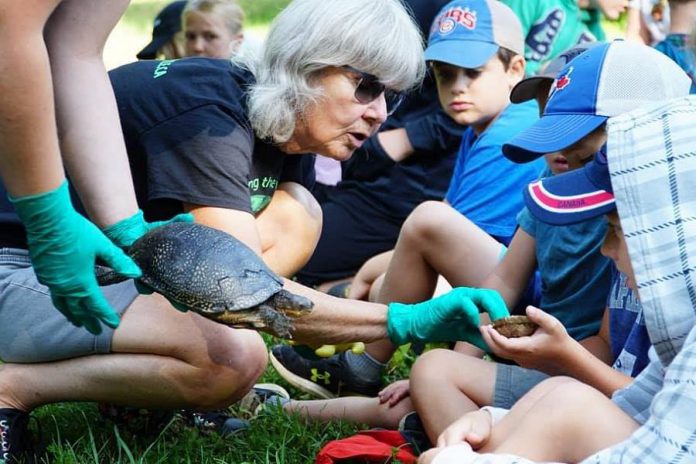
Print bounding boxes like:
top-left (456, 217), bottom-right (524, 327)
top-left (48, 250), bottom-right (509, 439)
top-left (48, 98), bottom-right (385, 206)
top-left (506, 55), bottom-right (526, 89)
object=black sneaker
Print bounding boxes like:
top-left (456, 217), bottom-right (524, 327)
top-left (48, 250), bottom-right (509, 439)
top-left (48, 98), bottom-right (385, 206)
top-left (184, 410), bottom-right (249, 437)
top-left (398, 412), bottom-right (432, 455)
top-left (269, 345), bottom-right (381, 399)
top-left (0, 408), bottom-right (44, 464)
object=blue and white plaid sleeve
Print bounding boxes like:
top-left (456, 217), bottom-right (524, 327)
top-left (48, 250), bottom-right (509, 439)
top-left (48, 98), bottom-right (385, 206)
top-left (584, 330), bottom-right (696, 463)
top-left (610, 349), bottom-right (664, 425)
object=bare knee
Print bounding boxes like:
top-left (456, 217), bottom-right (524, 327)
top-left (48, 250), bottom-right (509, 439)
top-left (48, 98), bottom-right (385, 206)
top-left (410, 349), bottom-right (460, 393)
top-left (411, 349), bottom-right (493, 405)
top-left (183, 329), bottom-right (268, 409)
top-left (401, 201), bottom-right (460, 245)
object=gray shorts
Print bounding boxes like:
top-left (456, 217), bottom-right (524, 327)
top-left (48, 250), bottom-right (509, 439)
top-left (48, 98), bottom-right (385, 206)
top-left (0, 248), bottom-right (138, 363)
top-left (492, 363), bottom-right (550, 409)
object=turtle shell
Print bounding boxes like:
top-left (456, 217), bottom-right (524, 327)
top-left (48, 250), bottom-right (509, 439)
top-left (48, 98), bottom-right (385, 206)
top-left (492, 315), bottom-right (538, 338)
top-left (128, 222), bottom-right (283, 314)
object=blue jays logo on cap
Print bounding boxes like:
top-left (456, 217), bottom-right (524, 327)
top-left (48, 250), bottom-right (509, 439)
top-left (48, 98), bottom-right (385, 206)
top-left (555, 66), bottom-right (573, 91)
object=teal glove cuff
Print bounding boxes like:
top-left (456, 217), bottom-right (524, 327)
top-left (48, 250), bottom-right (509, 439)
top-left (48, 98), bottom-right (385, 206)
top-left (386, 302), bottom-right (413, 346)
top-left (103, 210), bottom-right (194, 249)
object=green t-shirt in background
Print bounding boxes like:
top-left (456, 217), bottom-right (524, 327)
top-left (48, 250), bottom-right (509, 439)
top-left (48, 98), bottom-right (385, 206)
top-left (502, 0), bottom-right (597, 76)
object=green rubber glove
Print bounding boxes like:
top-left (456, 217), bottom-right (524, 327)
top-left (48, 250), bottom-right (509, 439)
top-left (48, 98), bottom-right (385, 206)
top-left (386, 287), bottom-right (510, 349)
top-left (102, 209), bottom-right (194, 248)
top-left (10, 181), bottom-right (142, 334)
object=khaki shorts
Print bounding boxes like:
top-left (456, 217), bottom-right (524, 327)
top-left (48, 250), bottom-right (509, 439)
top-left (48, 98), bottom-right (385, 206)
top-left (0, 248), bottom-right (138, 363)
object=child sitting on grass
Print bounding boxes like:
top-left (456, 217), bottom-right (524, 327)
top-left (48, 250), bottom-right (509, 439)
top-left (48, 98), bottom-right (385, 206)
top-left (420, 94), bottom-right (696, 464)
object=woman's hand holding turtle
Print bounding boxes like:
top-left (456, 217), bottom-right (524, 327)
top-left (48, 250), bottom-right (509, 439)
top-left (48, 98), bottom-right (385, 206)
top-left (386, 287), bottom-right (509, 347)
top-left (480, 305), bottom-right (574, 374)
top-left (10, 181), bottom-right (142, 334)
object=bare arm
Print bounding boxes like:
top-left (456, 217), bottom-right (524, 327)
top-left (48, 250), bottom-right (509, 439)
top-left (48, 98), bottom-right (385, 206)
top-left (284, 278), bottom-right (390, 344)
top-left (184, 204), bottom-right (263, 254)
top-left (480, 229), bottom-right (538, 310)
top-left (44, 0), bottom-right (139, 228)
top-left (0, 0), bottom-right (65, 197)
top-left (376, 128), bottom-right (414, 163)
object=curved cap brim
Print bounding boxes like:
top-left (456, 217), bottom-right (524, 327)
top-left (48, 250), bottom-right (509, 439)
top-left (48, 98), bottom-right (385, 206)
top-left (523, 164), bottom-right (615, 225)
top-left (503, 114), bottom-right (607, 163)
top-left (424, 40), bottom-right (498, 69)
top-left (137, 36), bottom-right (169, 60)
top-left (510, 76), bottom-right (553, 104)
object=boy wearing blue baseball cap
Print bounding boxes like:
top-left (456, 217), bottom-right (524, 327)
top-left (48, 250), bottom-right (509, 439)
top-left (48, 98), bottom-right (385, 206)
top-left (421, 96), bottom-right (696, 464)
top-left (270, 0), bottom-right (548, 401)
top-left (415, 46), bottom-right (692, 463)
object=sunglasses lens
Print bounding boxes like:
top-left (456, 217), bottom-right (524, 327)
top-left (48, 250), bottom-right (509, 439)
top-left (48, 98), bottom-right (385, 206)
top-left (354, 77), bottom-right (385, 104)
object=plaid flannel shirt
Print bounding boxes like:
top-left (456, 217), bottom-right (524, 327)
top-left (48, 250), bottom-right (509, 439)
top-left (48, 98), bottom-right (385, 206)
top-left (433, 96), bottom-right (696, 464)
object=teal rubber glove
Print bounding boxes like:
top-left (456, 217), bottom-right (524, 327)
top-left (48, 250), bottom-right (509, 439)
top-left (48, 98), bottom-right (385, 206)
top-left (386, 287), bottom-right (510, 350)
top-left (10, 181), bottom-right (142, 335)
top-left (102, 209), bottom-right (194, 248)
top-left (103, 210), bottom-right (194, 310)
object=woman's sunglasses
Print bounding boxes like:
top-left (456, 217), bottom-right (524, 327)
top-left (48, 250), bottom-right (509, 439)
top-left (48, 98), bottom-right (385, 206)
top-left (341, 66), bottom-right (404, 116)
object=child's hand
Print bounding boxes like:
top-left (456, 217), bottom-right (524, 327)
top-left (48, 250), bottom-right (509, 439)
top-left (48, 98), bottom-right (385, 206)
top-left (378, 379), bottom-right (410, 406)
top-left (437, 409), bottom-right (492, 449)
top-left (479, 306), bottom-right (573, 374)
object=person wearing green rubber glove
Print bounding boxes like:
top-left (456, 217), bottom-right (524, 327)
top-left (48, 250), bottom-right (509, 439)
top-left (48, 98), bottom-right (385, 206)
top-left (386, 287), bottom-right (510, 349)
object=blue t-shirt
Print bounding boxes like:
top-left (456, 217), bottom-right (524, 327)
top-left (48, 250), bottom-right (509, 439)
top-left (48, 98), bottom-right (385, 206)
top-left (654, 34), bottom-right (696, 94)
top-left (517, 205), bottom-right (612, 340)
top-left (445, 101), bottom-right (546, 243)
top-left (608, 266), bottom-right (650, 377)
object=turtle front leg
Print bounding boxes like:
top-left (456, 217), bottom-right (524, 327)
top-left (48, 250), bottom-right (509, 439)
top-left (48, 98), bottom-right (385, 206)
top-left (211, 306), bottom-right (293, 338)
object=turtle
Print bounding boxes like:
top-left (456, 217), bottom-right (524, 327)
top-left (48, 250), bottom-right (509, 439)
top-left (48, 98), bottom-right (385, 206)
top-left (492, 315), bottom-right (538, 338)
top-left (97, 222), bottom-right (313, 338)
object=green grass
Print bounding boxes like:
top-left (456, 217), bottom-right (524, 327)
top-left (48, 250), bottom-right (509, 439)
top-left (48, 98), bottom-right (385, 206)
top-left (27, 337), bottom-right (419, 463)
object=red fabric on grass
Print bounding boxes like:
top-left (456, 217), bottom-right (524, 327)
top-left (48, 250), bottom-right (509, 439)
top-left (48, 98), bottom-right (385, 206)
top-left (316, 429), bottom-right (417, 464)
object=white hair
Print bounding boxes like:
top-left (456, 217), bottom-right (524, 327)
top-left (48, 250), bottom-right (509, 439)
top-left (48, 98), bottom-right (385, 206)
top-left (238, 0), bottom-right (425, 143)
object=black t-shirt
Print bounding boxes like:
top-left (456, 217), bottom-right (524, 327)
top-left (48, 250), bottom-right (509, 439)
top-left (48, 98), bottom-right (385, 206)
top-left (0, 58), bottom-right (314, 248)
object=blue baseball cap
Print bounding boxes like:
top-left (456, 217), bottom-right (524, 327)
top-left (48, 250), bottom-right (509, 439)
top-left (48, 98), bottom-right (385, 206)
top-left (524, 146), bottom-right (615, 225)
top-left (425, 0), bottom-right (524, 69)
top-left (510, 42), bottom-right (599, 104)
top-left (503, 41), bottom-right (692, 163)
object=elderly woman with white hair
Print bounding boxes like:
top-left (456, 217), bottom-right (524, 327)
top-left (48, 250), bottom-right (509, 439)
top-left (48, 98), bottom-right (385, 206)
top-left (0, 0), bottom-right (510, 460)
